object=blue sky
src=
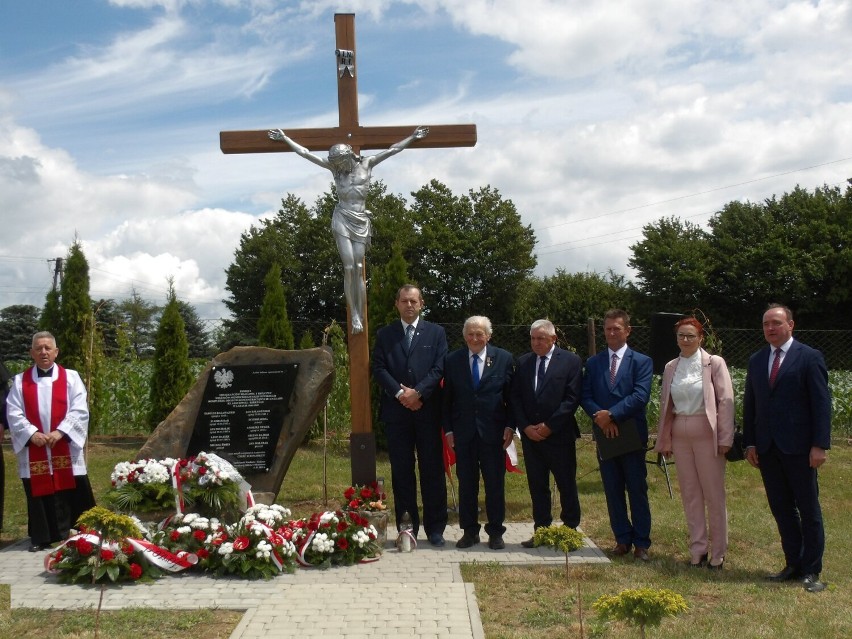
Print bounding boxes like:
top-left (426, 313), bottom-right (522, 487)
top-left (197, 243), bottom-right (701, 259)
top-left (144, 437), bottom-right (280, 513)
top-left (1, 0), bottom-right (851, 321)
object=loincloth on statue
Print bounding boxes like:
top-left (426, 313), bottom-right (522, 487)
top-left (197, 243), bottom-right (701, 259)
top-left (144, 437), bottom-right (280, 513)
top-left (332, 205), bottom-right (372, 247)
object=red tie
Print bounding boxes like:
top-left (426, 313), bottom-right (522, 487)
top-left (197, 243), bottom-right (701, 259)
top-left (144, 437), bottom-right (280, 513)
top-left (609, 353), bottom-right (618, 386)
top-left (769, 348), bottom-right (782, 387)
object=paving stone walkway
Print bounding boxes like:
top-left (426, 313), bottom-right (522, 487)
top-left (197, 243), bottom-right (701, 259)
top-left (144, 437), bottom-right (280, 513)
top-left (1, 523), bottom-right (608, 639)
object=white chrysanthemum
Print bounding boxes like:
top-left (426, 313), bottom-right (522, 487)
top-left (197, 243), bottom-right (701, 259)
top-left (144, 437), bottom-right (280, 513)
top-left (319, 511), bottom-right (338, 525)
top-left (177, 526), bottom-right (191, 535)
top-left (190, 517), bottom-right (210, 530)
top-left (218, 542), bottom-right (234, 556)
top-left (311, 533), bottom-right (335, 554)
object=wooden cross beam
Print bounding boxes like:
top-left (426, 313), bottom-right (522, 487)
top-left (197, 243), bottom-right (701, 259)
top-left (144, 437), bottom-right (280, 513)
top-left (220, 13), bottom-right (477, 485)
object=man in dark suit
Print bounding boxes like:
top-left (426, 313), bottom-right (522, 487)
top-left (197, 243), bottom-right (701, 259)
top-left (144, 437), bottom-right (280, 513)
top-left (372, 284), bottom-right (449, 546)
top-left (511, 319), bottom-right (583, 547)
top-left (744, 304), bottom-right (832, 592)
top-left (443, 316), bottom-right (515, 550)
top-left (581, 309), bottom-right (653, 560)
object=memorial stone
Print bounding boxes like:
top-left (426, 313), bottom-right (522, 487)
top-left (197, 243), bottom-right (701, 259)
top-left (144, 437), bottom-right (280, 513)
top-left (139, 346), bottom-right (334, 504)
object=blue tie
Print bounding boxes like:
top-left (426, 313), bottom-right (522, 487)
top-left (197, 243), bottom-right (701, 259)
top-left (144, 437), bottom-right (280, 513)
top-left (536, 355), bottom-right (547, 393)
top-left (471, 354), bottom-right (480, 389)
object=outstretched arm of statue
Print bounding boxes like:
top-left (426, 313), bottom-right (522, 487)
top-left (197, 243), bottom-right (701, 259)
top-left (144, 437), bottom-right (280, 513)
top-left (370, 126), bottom-right (430, 167)
top-left (267, 129), bottom-right (330, 170)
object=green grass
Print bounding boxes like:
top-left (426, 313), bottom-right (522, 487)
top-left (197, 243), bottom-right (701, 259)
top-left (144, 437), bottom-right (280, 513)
top-left (2, 438), bottom-right (851, 638)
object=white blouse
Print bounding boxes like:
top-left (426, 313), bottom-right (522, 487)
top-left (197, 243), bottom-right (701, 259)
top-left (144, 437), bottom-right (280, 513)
top-left (670, 351), bottom-right (705, 416)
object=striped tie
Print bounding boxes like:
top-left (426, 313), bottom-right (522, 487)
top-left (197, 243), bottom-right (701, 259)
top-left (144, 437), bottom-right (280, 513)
top-left (609, 353), bottom-right (618, 386)
top-left (769, 348), bottom-right (782, 387)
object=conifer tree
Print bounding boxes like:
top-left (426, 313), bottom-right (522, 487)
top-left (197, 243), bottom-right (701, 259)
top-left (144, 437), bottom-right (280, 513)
top-left (40, 288), bottom-right (61, 333)
top-left (257, 263), bottom-right (294, 349)
top-left (149, 281), bottom-right (193, 429)
top-left (367, 240), bottom-right (410, 343)
top-left (58, 240), bottom-right (92, 371)
top-left (298, 329), bottom-right (315, 349)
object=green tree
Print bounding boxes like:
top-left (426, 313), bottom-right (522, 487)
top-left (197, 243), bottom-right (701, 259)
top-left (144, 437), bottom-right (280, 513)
top-left (149, 282), bottom-right (193, 429)
top-left (176, 300), bottom-right (211, 358)
top-left (513, 270), bottom-right (637, 326)
top-left (119, 288), bottom-right (160, 357)
top-left (0, 304), bottom-right (40, 359)
top-left (408, 181), bottom-right (537, 324)
top-left (707, 184), bottom-right (852, 327)
top-left (59, 240), bottom-right (92, 371)
top-left (39, 288), bottom-right (61, 333)
top-left (628, 216), bottom-right (712, 315)
top-left (367, 240), bottom-right (410, 343)
top-left (298, 330), bottom-right (316, 349)
top-left (257, 263), bottom-right (294, 349)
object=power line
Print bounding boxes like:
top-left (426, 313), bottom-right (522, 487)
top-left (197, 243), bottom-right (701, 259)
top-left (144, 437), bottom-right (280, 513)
top-left (535, 156), bottom-right (852, 232)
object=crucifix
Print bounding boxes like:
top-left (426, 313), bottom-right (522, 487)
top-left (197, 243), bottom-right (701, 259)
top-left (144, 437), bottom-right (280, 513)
top-left (220, 13), bottom-right (477, 485)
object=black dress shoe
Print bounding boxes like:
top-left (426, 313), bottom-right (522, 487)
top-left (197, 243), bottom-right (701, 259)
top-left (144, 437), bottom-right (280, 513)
top-left (520, 536), bottom-right (536, 548)
top-left (766, 565), bottom-right (801, 582)
top-left (428, 533), bottom-right (446, 547)
top-left (689, 553), bottom-right (708, 568)
top-left (802, 574), bottom-right (827, 593)
top-left (455, 533), bottom-right (480, 549)
top-left (488, 535), bottom-right (505, 550)
top-left (28, 543), bottom-right (50, 552)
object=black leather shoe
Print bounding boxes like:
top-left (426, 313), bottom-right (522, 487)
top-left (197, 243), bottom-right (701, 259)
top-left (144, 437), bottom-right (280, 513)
top-left (488, 535), bottom-right (505, 550)
top-left (689, 553), bottom-right (708, 568)
top-left (520, 536), bottom-right (536, 548)
top-left (428, 533), bottom-right (446, 547)
top-left (28, 543), bottom-right (50, 552)
top-left (802, 574), bottom-right (827, 593)
top-left (766, 565), bottom-right (801, 582)
top-left (455, 533), bottom-right (480, 549)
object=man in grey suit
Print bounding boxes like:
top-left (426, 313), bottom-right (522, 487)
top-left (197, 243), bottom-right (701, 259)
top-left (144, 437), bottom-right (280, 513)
top-left (511, 319), bottom-right (583, 547)
top-left (372, 284), bottom-right (448, 546)
top-left (443, 316), bottom-right (515, 550)
top-left (744, 304), bottom-right (832, 592)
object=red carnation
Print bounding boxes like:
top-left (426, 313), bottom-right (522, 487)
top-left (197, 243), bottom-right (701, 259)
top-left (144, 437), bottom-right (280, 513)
top-left (349, 499), bottom-right (361, 509)
top-left (193, 530), bottom-right (206, 541)
top-left (129, 563), bottom-right (143, 579)
top-left (360, 487), bottom-right (372, 499)
top-left (100, 548), bottom-right (115, 561)
top-left (76, 539), bottom-right (93, 556)
top-left (197, 466), bottom-right (207, 475)
top-left (337, 521), bottom-right (348, 532)
top-left (344, 487), bottom-right (356, 499)
top-left (170, 530), bottom-right (181, 541)
top-left (196, 548), bottom-right (209, 559)
top-left (337, 538), bottom-right (349, 550)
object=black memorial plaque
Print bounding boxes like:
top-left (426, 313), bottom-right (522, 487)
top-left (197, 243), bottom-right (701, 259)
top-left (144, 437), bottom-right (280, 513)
top-left (188, 364), bottom-right (299, 473)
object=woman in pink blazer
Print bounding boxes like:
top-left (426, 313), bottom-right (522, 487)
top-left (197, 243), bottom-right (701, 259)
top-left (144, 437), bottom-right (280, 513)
top-left (654, 317), bottom-right (735, 569)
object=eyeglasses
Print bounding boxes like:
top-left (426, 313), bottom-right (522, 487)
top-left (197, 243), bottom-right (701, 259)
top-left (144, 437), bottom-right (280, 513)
top-left (677, 334), bottom-right (699, 341)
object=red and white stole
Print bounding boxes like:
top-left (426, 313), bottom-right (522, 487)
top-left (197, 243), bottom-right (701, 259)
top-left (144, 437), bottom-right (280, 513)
top-left (22, 365), bottom-right (77, 497)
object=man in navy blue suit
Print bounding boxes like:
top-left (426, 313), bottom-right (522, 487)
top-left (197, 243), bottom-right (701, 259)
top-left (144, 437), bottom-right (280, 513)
top-left (744, 304), bottom-right (832, 592)
top-left (511, 319), bottom-right (583, 547)
top-left (372, 284), bottom-right (448, 546)
top-left (581, 309), bottom-right (653, 560)
top-left (443, 316), bottom-right (515, 550)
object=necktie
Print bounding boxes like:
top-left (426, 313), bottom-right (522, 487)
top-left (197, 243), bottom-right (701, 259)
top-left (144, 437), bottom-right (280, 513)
top-left (471, 354), bottom-right (480, 389)
top-left (405, 324), bottom-right (415, 351)
top-left (609, 353), bottom-right (618, 386)
top-left (769, 348), bottom-right (782, 387)
top-left (536, 355), bottom-right (547, 392)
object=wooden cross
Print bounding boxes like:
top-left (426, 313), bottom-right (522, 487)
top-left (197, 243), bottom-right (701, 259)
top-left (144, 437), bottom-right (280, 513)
top-left (220, 13), bottom-right (477, 485)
